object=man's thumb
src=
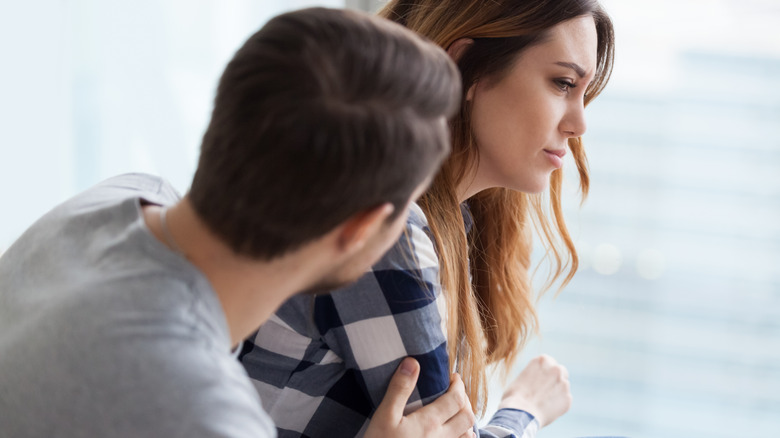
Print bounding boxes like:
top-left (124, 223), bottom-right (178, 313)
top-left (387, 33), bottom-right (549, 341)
top-left (374, 357), bottom-right (420, 424)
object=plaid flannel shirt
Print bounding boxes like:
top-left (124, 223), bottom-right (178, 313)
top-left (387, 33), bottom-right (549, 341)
top-left (240, 203), bottom-right (539, 438)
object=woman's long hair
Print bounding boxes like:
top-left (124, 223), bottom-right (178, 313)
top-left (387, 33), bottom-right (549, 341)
top-left (379, 0), bottom-right (615, 413)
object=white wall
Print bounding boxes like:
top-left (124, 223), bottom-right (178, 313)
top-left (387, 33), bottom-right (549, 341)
top-left (0, 0), bottom-right (343, 253)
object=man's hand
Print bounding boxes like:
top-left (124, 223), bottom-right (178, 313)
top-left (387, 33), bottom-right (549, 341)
top-left (497, 354), bottom-right (572, 427)
top-left (365, 357), bottom-right (476, 438)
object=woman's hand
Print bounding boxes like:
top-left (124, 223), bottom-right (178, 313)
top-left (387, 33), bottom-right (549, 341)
top-left (497, 354), bottom-right (572, 427)
top-left (365, 357), bottom-right (476, 438)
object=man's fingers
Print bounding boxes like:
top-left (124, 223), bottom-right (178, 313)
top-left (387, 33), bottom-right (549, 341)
top-left (373, 357), bottom-right (420, 425)
top-left (443, 375), bottom-right (476, 436)
top-left (457, 429), bottom-right (477, 438)
top-left (411, 374), bottom-right (471, 426)
top-left (443, 405), bottom-right (476, 438)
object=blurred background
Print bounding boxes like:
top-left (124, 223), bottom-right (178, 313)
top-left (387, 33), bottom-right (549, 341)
top-left (1, 1), bottom-right (778, 437)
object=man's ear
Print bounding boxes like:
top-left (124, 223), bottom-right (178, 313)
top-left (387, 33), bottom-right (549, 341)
top-left (336, 203), bottom-right (395, 254)
top-left (447, 38), bottom-right (477, 101)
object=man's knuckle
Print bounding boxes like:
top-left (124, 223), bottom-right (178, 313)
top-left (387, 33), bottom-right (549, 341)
top-left (459, 392), bottom-right (469, 408)
top-left (422, 416), bottom-right (438, 434)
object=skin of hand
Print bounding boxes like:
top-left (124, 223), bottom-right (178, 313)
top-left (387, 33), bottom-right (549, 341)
top-left (365, 357), bottom-right (477, 438)
top-left (497, 354), bottom-right (573, 427)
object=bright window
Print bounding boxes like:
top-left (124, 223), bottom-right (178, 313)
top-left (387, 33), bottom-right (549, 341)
top-left (496, 1), bottom-right (780, 437)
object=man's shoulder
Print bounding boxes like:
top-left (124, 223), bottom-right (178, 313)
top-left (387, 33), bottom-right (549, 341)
top-left (33, 173), bottom-right (181, 228)
top-left (79, 173), bottom-right (181, 206)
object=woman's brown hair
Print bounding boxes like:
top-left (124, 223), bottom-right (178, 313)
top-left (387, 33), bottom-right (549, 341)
top-left (378, 0), bottom-right (615, 413)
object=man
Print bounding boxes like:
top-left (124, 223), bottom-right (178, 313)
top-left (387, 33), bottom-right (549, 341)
top-left (0, 7), bottom-right (474, 438)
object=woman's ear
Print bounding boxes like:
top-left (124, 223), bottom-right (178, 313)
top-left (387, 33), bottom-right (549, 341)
top-left (447, 38), bottom-right (477, 101)
top-left (446, 38), bottom-right (473, 62)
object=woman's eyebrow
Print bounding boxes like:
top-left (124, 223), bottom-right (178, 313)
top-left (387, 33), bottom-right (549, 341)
top-left (554, 61), bottom-right (586, 78)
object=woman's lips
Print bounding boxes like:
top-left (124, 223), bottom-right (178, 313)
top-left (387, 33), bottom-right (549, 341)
top-left (543, 149), bottom-right (566, 168)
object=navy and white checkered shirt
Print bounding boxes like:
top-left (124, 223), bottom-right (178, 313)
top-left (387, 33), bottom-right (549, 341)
top-left (240, 203), bottom-right (539, 438)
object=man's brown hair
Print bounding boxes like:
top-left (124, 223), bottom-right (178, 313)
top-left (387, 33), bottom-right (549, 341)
top-left (189, 7), bottom-right (460, 260)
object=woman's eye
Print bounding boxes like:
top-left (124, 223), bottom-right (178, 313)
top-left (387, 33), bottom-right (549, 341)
top-left (555, 79), bottom-right (576, 92)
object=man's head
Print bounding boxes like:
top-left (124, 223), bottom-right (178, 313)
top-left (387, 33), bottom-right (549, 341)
top-left (189, 7), bottom-right (460, 262)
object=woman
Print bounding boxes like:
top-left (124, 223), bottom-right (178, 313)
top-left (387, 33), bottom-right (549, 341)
top-left (240, 1), bottom-right (615, 437)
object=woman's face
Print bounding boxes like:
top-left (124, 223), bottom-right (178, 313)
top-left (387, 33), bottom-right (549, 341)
top-left (464, 15), bottom-right (598, 197)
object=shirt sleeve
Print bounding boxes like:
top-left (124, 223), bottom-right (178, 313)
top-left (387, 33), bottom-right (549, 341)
top-left (313, 206), bottom-right (450, 411)
top-left (482, 409), bottom-right (540, 438)
top-left (314, 205), bottom-right (540, 438)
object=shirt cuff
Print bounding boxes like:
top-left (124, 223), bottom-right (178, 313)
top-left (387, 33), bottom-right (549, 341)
top-left (484, 408), bottom-right (539, 438)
